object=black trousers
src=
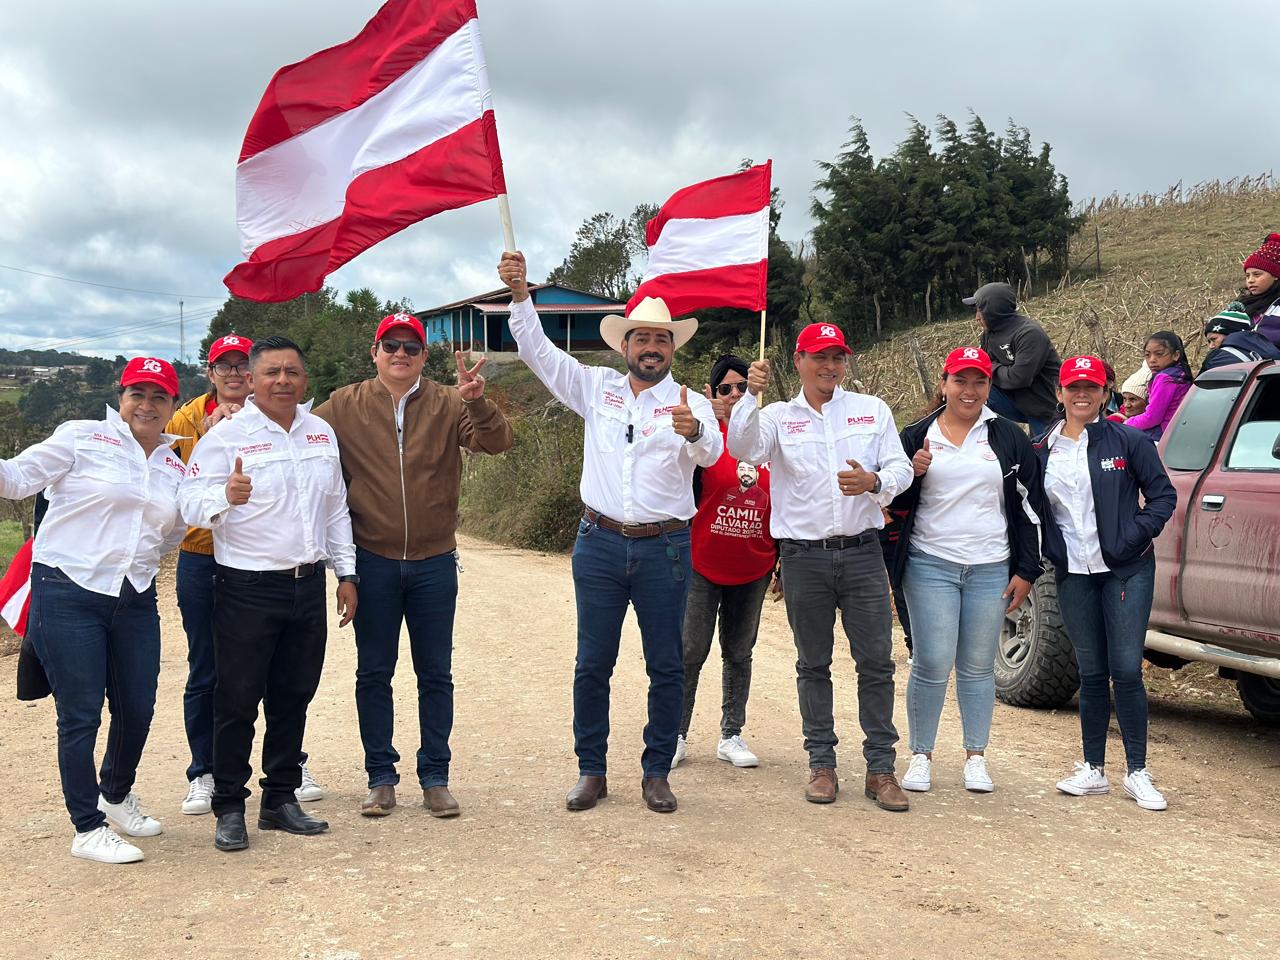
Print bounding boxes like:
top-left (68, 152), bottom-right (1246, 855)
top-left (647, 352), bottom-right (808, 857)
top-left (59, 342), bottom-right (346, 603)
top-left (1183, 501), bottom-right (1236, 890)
top-left (211, 565), bottom-right (327, 815)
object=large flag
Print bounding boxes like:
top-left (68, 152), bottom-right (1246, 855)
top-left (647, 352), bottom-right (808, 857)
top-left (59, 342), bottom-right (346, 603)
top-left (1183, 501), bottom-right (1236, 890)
top-left (225, 0), bottom-right (507, 302)
top-left (627, 161), bottom-right (771, 318)
top-left (0, 538), bottom-right (33, 637)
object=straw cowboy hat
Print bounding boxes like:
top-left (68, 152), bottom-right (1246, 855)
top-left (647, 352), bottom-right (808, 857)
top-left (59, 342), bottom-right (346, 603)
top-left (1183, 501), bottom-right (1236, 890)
top-left (599, 297), bottom-right (699, 354)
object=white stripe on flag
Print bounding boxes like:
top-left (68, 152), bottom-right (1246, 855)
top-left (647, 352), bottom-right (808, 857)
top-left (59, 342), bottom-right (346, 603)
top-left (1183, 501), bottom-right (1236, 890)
top-left (236, 19), bottom-right (492, 255)
top-left (1, 576), bottom-right (29, 632)
top-left (641, 210), bottom-right (769, 283)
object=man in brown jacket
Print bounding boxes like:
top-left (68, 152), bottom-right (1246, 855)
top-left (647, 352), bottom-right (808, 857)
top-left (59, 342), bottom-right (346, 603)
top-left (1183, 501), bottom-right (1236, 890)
top-left (313, 313), bottom-right (512, 818)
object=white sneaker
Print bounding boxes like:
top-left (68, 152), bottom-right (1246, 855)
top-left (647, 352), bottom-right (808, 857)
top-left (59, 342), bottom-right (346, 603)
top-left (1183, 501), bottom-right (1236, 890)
top-left (181, 774), bottom-right (214, 815)
top-left (1056, 761), bottom-right (1110, 796)
top-left (901, 753), bottom-right (932, 792)
top-left (671, 735), bottom-right (687, 770)
top-left (71, 824), bottom-right (143, 864)
top-left (98, 793), bottom-right (162, 837)
top-left (295, 762), bottom-right (324, 802)
top-left (716, 735), bottom-right (759, 768)
top-left (963, 755), bottom-right (994, 793)
top-left (1123, 768), bottom-right (1168, 811)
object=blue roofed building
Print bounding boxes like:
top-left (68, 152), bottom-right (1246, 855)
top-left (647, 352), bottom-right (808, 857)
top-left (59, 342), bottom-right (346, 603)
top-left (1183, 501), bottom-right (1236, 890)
top-left (415, 284), bottom-right (627, 354)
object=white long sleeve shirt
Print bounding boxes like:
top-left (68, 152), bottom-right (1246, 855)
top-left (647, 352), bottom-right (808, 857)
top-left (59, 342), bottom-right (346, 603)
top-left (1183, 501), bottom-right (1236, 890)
top-left (507, 297), bottom-right (722, 522)
top-left (1042, 423), bottom-right (1109, 574)
top-left (728, 385), bottom-right (912, 540)
top-left (0, 407), bottom-right (186, 596)
top-left (178, 398), bottom-right (356, 576)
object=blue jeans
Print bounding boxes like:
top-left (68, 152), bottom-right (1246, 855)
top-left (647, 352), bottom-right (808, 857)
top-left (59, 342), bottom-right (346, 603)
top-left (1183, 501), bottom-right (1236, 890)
top-left (902, 549), bottom-right (1008, 753)
top-left (1057, 553), bottom-right (1155, 771)
top-left (571, 518), bottom-right (689, 779)
top-left (353, 547), bottom-right (458, 789)
top-left (986, 385), bottom-right (1050, 438)
top-left (27, 564), bottom-right (161, 833)
top-left (176, 550), bottom-right (217, 781)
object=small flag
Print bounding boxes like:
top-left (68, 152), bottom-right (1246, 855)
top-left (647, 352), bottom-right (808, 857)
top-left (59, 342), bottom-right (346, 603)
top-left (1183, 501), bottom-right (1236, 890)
top-left (0, 538), bottom-right (33, 637)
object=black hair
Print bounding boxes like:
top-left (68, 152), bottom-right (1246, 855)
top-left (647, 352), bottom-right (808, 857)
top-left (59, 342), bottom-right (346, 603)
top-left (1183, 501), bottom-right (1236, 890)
top-left (708, 354), bottom-right (749, 391)
top-left (249, 336), bottom-right (306, 369)
top-left (1145, 330), bottom-right (1194, 382)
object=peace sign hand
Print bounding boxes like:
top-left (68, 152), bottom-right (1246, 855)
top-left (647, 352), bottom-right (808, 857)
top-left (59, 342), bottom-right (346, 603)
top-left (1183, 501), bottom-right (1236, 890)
top-left (455, 351), bottom-right (488, 401)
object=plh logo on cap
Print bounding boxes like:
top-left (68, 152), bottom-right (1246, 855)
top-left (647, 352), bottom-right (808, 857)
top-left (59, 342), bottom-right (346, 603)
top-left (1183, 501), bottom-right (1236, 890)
top-left (795, 322), bottom-right (852, 355)
top-left (1059, 355), bottom-right (1107, 386)
top-left (942, 346), bottom-right (993, 377)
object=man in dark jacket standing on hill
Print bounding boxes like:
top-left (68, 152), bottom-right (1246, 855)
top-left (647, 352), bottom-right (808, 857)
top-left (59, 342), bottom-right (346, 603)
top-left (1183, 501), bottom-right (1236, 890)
top-left (968, 282), bottom-right (1061, 436)
top-left (313, 313), bottom-right (513, 819)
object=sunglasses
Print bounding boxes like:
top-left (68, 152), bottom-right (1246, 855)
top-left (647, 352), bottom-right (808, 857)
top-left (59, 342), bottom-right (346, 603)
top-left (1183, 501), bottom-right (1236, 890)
top-left (379, 338), bottom-right (424, 357)
top-left (716, 382), bottom-right (750, 397)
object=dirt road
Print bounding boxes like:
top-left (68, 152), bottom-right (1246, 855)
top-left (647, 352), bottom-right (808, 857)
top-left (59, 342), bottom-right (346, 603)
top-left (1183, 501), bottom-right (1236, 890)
top-left (1, 535), bottom-right (1278, 960)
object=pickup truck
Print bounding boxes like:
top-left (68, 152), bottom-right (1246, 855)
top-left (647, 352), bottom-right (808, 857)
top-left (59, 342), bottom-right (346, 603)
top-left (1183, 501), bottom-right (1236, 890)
top-left (994, 359), bottom-right (1280, 723)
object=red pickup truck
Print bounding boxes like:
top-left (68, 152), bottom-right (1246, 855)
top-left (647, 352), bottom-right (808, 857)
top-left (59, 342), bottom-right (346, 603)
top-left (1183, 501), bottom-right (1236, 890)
top-left (995, 359), bottom-right (1280, 723)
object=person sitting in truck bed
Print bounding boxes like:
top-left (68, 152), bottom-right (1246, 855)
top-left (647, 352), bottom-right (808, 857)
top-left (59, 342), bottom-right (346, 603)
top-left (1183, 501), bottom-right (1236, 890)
top-left (1200, 307), bottom-right (1280, 373)
top-left (1121, 332), bottom-right (1192, 441)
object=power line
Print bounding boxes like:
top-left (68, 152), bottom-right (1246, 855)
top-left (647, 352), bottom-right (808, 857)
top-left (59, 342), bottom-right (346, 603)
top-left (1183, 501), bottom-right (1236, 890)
top-left (0, 262), bottom-right (225, 300)
top-left (16, 307), bottom-right (220, 353)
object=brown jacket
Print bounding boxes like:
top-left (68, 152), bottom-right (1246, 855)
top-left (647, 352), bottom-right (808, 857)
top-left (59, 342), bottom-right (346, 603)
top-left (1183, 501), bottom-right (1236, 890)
top-left (313, 377), bottom-right (512, 560)
top-left (165, 392), bottom-right (216, 555)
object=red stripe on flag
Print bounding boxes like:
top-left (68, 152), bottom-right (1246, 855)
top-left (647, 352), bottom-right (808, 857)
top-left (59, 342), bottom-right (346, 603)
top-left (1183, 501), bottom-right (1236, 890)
top-left (240, 0), bottom-right (478, 162)
top-left (226, 112), bottom-right (505, 303)
top-left (645, 161), bottom-right (772, 246)
top-left (0, 538), bottom-right (33, 637)
top-left (627, 261), bottom-right (768, 319)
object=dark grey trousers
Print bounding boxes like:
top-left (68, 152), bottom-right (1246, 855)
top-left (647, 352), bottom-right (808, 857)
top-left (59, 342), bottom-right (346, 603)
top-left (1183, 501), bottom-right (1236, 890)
top-left (679, 568), bottom-right (772, 740)
top-left (779, 535), bottom-right (899, 773)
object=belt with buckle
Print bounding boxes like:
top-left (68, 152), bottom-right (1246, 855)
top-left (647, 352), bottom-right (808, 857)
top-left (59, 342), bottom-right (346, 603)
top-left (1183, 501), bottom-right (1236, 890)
top-left (265, 562), bottom-right (322, 579)
top-left (584, 508), bottom-right (690, 539)
top-left (783, 532), bottom-right (877, 551)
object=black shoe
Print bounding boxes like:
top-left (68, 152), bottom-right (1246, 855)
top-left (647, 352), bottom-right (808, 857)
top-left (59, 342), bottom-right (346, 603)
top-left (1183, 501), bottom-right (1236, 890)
top-left (214, 812), bottom-right (249, 852)
top-left (258, 801), bottom-right (329, 835)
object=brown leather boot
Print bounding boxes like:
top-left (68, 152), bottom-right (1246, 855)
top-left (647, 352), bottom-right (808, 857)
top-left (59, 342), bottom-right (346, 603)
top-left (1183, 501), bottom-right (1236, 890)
top-left (565, 775), bottom-right (608, 811)
top-left (360, 784), bottom-right (396, 817)
top-left (865, 772), bottom-right (910, 812)
top-left (805, 767), bottom-right (838, 804)
top-left (641, 777), bottom-right (677, 813)
top-left (423, 786), bottom-right (460, 818)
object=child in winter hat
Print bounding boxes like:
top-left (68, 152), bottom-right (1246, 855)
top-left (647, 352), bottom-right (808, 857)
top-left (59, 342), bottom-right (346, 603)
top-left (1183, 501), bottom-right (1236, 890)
top-left (1242, 234), bottom-right (1280, 344)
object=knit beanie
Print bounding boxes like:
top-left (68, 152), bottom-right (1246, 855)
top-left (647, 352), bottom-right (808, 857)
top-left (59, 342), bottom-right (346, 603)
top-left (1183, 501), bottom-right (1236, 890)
top-left (709, 354), bottom-right (749, 391)
top-left (1244, 233), bottom-right (1280, 278)
top-left (1120, 364), bottom-right (1153, 400)
top-left (1204, 309), bottom-right (1253, 338)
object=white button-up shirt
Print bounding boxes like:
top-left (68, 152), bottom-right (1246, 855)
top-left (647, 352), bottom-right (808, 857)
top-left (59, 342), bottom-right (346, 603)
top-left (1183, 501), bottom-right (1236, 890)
top-left (508, 298), bottom-right (722, 523)
top-left (729, 385), bottom-right (912, 540)
top-left (0, 407), bottom-right (187, 596)
top-left (1043, 423), bottom-right (1109, 574)
top-left (178, 398), bottom-right (356, 576)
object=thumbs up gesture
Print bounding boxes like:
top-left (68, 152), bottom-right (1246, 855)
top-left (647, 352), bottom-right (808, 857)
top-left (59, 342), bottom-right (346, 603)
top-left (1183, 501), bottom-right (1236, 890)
top-left (226, 456), bottom-right (252, 506)
top-left (837, 458), bottom-right (878, 496)
top-left (671, 385), bottom-right (700, 438)
top-left (912, 437), bottom-right (933, 477)
top-left (703, 383), bottom-right (728, 421)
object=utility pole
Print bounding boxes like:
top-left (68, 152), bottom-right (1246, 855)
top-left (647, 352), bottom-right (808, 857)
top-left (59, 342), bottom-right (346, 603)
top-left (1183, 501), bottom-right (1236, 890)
top-left (179, 299), bottom-right (185, 363)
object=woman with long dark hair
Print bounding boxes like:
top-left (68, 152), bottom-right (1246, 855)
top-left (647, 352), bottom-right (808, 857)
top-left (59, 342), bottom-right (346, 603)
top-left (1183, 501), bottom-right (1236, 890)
top-left (1120, 331), bottom-right (1192, 441)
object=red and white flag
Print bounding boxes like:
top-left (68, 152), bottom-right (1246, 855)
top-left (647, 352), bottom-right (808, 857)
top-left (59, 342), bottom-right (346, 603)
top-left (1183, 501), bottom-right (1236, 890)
top-left (627, 161), bottom-right (771, 318)
top-left (225, 0), bottom-right (507, 303)
top-left (0, 538), bottom-right (33, 637)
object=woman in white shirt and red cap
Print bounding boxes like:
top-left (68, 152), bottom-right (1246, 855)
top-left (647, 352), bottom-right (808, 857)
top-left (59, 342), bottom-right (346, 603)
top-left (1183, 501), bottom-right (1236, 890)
top-left (0, 358), bottom-right (186, 863)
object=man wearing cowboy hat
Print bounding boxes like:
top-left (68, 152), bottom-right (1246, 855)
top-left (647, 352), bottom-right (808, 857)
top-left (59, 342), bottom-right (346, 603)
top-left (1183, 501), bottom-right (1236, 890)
top-left (497, 251), bottom-right (721, 814)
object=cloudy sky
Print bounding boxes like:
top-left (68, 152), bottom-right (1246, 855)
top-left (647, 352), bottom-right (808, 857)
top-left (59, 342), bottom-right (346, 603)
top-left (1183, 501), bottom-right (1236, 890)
top-left (0, 1), bottom-right (1272, 359)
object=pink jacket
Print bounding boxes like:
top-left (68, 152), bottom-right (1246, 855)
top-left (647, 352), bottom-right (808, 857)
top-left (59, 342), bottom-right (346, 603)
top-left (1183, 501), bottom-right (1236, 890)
top-left (1123, 369), bottom-right (1190, 439)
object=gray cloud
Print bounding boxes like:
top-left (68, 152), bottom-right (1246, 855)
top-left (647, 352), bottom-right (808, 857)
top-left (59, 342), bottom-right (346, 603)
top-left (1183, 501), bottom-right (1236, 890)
top-left (0, 0), bottom-right (1271, 359)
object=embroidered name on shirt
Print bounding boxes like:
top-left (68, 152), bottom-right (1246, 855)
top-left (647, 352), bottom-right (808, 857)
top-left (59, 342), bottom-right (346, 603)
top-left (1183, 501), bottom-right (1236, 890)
top-left (1101, 457), bottom-right (1127, 471)
top-left (783, 420), bottom-right (810, 435)
top-left (239, 442), bottom-right (273, 456)
top-left (603, 391), bottom-right (625, 409)
top-left (91, 432), bottom-right (122, 447)
top-left (305, 433), bottom-right (331, 445)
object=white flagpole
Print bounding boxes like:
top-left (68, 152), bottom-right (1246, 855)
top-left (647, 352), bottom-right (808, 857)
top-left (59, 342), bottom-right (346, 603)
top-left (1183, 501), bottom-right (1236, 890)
top-left (757, 308), bottom-right (768, 406)
top-left (498, 193), bottom-right (516, 252)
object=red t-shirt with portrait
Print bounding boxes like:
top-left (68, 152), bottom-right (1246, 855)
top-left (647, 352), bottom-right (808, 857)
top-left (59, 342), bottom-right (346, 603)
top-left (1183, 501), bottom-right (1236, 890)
top-left (691, 421), bottom-right (776, 585)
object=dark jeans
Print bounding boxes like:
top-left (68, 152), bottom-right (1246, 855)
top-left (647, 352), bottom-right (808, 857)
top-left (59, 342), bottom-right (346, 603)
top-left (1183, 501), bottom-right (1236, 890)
top-left (353, 546), bottom-right (458, 790)
top-left (211, 565), bottom-right (327, 816)
top-left (176, 550), bottom-right (217, 781)
top-left (679, 568), bottom-right (770, 740)
top-left (27, 564), bottom-right (161, 833)
top-left (880, 535), bottom-right (913, 655)
top-left (1057, 554), bottom-right (1155, 772)
top-left (986, 385), bottom-right (1050, 439)
top-left (571, 518), bottom-right (689, 779)
top-left (779, 535), bottom-right (898, 773)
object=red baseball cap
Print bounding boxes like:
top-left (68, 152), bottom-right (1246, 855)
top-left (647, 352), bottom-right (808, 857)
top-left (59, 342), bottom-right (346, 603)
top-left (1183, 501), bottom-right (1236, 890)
top-left (795, 322), bottom-right (852, 355)
top-left (120, 357), bottom-right (180, 397)
top-left (208, 333), bottom-right (253, 363)
top-left (375, 312), bottom-right (425, 343)
top-left (1060, 355), bottom-right (1108, 386)
top-left (942, 346), bottom-right (993, 377)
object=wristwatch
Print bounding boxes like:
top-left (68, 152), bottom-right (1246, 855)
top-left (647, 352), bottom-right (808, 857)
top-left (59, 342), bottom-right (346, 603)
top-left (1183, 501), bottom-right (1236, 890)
top-left (338, 574), bottom-right (360, 585)
top-left (684, 421), bottom-right (704, 443)
top-left (870, 474), bottom-right (882, 495)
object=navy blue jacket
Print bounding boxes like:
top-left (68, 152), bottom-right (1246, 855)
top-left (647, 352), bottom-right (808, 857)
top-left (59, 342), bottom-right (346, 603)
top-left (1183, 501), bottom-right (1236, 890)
top-left (1033, 418), bottom-right (1177, 581)
top-left (1200, 330), bottom-right (1280, 373)
top-left (887, 410), bottom-right (1046, 589)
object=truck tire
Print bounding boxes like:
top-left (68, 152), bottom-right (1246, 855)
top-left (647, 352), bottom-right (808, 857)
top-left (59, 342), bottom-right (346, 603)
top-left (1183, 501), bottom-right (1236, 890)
top-left (1236, 674), bottom-right (1280, 726)
top-left (995, 569), bottom-right (1079, 708)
